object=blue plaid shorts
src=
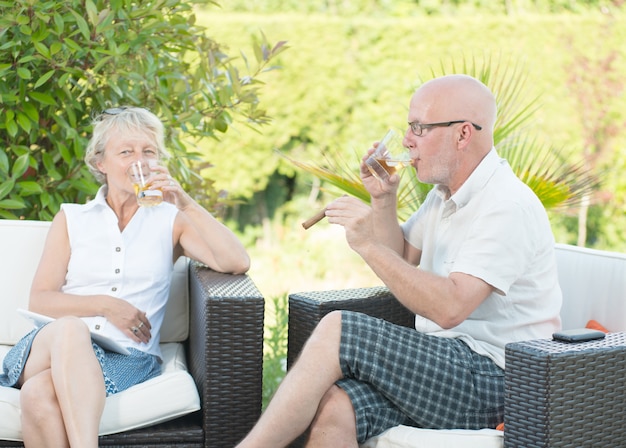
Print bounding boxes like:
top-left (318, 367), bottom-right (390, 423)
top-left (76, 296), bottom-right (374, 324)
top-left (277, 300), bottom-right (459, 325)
top-left (337, 311), bottom-right (504, 442)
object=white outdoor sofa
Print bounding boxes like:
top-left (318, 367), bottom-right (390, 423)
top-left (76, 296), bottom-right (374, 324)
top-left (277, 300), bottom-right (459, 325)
top-left (0, 219), bottom-right (265, 447)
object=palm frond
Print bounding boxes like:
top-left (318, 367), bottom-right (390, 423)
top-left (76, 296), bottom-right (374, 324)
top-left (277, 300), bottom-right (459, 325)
top-left (498, 137), bottom-right (600, 210)
top-left (280, 149), bottom-right (425, 221)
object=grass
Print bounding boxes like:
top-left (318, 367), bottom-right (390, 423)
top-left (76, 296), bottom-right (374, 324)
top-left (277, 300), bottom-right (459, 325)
top-left (249, 216), bottom-right (382, 407)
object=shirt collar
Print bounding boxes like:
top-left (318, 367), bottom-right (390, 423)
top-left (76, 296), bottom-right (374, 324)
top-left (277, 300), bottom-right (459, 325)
top-left (82, 185), bottom-right (110, 211)
top-left (434, 147), bottom-right (501, 211)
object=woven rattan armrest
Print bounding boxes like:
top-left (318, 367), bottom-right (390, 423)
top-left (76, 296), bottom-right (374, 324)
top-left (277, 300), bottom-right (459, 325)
top-left (504, 333), bottom-right (626, 448)
top-left (287, 286), bottom-right (414, 369)
top-left (187, 262), bottom-right (265, 448)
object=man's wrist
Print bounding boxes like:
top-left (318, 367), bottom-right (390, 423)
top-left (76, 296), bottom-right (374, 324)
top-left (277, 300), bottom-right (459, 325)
top-left (370, 195), bottom-right (397, 211)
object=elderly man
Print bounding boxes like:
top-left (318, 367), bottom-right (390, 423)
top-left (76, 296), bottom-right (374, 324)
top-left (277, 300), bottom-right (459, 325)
top-left (237, 74), bottom-right (562, 448)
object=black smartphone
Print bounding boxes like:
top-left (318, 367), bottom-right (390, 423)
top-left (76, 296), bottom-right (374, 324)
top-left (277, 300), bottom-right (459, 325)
top-left (552, 328), bottom-right (606, 343)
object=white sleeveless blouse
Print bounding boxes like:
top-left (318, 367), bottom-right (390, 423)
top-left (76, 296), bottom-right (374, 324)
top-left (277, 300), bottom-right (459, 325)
top-left (61, 186), bottom-right (178, 359)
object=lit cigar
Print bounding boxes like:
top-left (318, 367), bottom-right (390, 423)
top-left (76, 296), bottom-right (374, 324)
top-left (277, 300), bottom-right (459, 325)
top-left (302, 207), bottom-right (327, 230)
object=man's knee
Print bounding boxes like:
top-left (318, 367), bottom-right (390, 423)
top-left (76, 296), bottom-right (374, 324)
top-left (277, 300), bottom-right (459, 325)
top-left (302, 310), bottom-right (343, 355)
top-left (309, 385), bottom-right (356, 441)
top-left (316, 310), bottom-right (342, 336)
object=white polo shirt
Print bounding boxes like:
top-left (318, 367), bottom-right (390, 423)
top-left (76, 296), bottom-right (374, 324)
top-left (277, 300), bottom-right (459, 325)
top-left (61, 186), bottom-right (179, 359)
top-left (401, 149), bottom-right (562, 368)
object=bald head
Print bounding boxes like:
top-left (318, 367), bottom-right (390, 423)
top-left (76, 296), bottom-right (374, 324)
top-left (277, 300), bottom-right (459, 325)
top-left (413, 74), bottom-right (497, 147)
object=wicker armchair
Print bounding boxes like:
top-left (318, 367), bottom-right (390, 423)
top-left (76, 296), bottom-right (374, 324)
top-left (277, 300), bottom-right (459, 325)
top-left (288, 244), bottom-right (626, 448)
top-left (0, 264), bottom-right (264, 448)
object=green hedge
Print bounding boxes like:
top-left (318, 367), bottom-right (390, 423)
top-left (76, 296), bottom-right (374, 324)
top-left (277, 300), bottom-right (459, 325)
top-left (199, 11), bottom-right (626, 250)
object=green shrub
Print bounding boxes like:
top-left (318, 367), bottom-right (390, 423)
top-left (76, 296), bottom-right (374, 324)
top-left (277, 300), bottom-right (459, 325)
top-left (0, 0), bottom-right (286, 220)
top-left (262, 294), bottom-right (289, 409)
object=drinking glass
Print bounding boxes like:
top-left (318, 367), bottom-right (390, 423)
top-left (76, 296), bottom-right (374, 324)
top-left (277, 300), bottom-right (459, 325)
top-left (365, 129), bottom-right (412, 181)
top-left (127, 160), bottom-right (163, 207)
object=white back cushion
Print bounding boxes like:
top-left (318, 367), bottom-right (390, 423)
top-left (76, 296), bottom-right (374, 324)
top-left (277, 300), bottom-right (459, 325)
top-left (0, 219), bottom-right (189, 344)
top-left (555, 243), bottom-right (626, 332)
top-left (0, 220), bottom-right (49, 345)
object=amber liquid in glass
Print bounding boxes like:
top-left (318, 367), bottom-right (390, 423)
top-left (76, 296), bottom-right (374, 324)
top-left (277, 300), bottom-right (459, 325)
top-left (373, 158), bottom-right (412, 176)
top-left (133, 184), bottom-right (163, 207)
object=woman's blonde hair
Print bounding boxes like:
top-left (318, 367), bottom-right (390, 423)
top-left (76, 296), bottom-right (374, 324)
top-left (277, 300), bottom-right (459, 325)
top-left (85, 107), bottom-right (170, 184)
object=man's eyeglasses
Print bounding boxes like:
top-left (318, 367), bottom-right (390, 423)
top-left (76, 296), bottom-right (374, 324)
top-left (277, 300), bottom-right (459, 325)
top-left (408, 120), bottom-right (482, 137)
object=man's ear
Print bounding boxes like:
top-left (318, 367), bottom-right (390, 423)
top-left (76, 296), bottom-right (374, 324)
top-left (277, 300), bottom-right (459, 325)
top-left (457, 123), bottom-right (473, 149)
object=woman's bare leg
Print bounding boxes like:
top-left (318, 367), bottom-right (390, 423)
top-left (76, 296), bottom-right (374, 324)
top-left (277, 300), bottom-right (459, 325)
top-left (20, 317), bottom-right (106, 448)
top-left (21, 369), bottom-right (69, 448)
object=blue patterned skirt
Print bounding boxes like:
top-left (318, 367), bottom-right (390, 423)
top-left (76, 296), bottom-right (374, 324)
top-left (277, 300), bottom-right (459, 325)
top-left (0, 326), bottom-right (161, 396)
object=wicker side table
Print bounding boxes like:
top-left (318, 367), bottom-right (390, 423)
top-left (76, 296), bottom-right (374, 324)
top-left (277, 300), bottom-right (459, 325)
top-left (504, 332), bottom-right (626, 448)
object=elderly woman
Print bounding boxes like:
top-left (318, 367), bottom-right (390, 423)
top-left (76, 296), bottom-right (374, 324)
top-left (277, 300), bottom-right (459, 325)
top-left (0, 107), bottom-right (250, 447)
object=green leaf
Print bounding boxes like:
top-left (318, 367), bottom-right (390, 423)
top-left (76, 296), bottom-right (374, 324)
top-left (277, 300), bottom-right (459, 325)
top-left (16, 112), bottom-right (32, 133)
top-left (64, 37), bottom-right (81, 53)
top-left (85, 0), bottom-right (99, 27)
top-left (19, 24), bottom-right (32, 36)
top-left (0, 198), bottom-right (27, 210)
top-left (31, 25), bottom-right (50, 43)
top-left (117, 43), bottom-right (129, 55)
top-left (69, 9), bottom-right (91, 41)
top-left (17, 181), bottom-right (43, 195)
top-left (6, 118), bottom-right (18, 138)
top-left (59, 143), bottom-right (73, 164)
top-left (34, 69), bottom-right (55, 89)
top-left (11, 153), bottom-right (30, 178)
top-left (93, 55), bottom-right (113, 72)
top-left (33, 41), bottom-right (51, 59)
top-left (50, 41), bottom-right (63, 56)
top-left (0, 210), bottom-right (19, 219)
top-left (53, 13), bottom-right (64, 34)
top-left (0, 180), bottom-right (15, 200)
top-left (17, 67), bottom-right (32, 80)
top-left (0, 151), bottom-right (9, 174)
top-left (28, 91), bottom-right (57, 106)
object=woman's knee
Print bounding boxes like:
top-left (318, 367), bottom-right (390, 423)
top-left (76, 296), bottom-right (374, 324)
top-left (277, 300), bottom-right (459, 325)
top-left (21, 370), bottom-right (59, 420)
top-left (53, 316), bottom-right (91, 339)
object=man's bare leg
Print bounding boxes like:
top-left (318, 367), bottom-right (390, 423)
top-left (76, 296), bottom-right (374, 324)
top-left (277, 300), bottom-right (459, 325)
top-left (306, 385), bottom-right (358, 448)
top-left (236, 311), bottom-right (344, 448)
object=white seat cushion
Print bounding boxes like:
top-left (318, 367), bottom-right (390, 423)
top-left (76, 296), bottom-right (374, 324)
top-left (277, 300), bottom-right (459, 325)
top-left (0, 342), bottom-right (200, 441)
top-left (360, 426), bottom-right (503, 448)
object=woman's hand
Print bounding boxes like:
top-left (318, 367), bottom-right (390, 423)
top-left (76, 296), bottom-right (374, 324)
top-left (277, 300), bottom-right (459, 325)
top-left (149, 162), bottom-right (194, 211)
top-left (106, 298), bottom-right (152, 344)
